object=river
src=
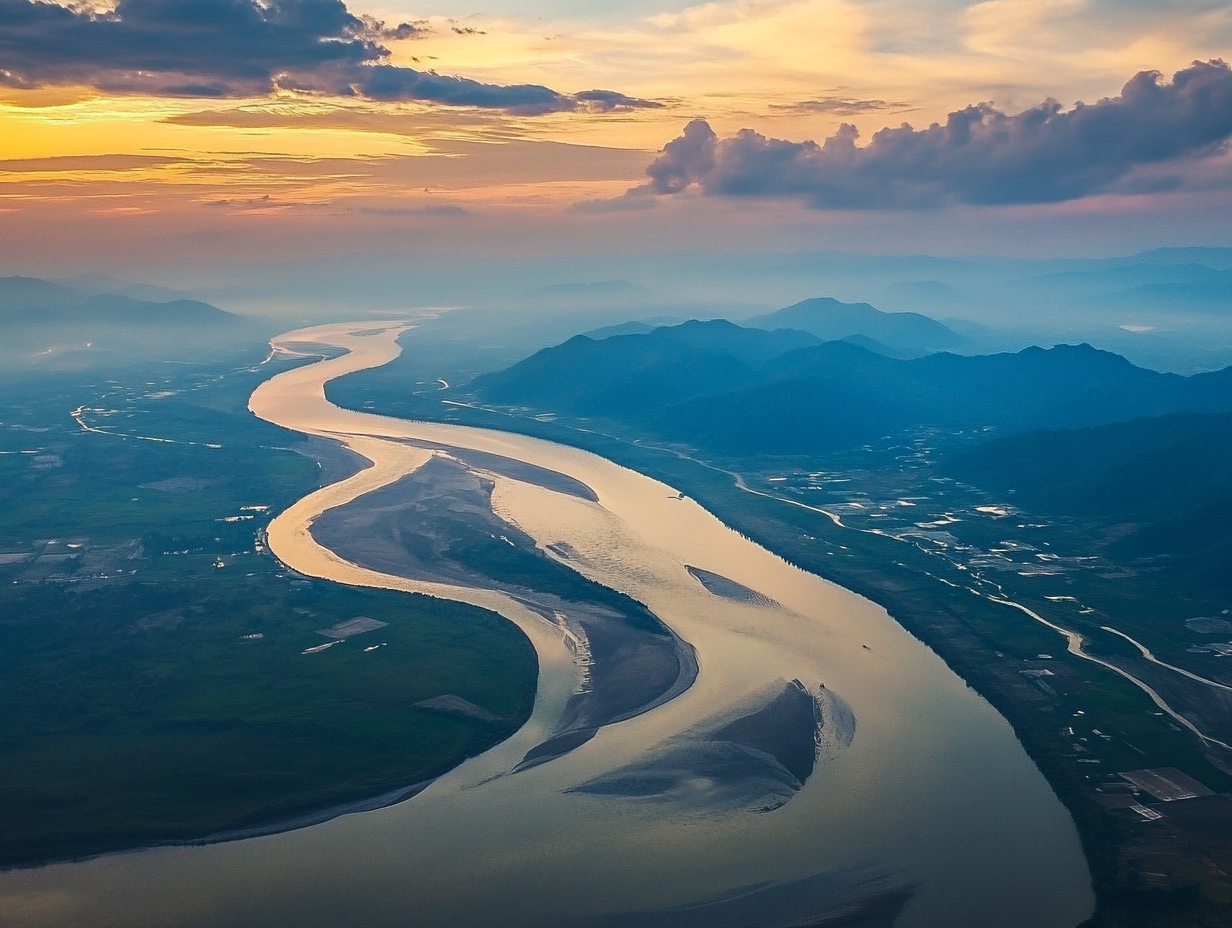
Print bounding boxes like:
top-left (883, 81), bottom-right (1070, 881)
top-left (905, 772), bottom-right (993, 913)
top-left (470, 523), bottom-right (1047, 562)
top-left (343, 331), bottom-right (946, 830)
top-left (0, 321), bottom-right (1094, 928)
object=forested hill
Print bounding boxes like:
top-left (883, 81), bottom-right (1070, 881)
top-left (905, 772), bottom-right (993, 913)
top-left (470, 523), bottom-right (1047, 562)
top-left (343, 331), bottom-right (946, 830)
top-left (472, 320), bottom-right (1232, 454)
top-left (939, 411), bottom-right (1232, 593)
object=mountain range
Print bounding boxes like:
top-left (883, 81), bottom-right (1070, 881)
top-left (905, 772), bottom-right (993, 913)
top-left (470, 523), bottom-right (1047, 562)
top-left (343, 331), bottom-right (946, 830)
top-left (0, 277), bottom-right (235, 327)
top-left (470, 311), bottom-right (1232, 595)
top-left (0, 276), bottom-right (255, 366)
top-left (744, 297), bottom-right (965, 357)
top-left (473, 319), bottom-right (1232, 455)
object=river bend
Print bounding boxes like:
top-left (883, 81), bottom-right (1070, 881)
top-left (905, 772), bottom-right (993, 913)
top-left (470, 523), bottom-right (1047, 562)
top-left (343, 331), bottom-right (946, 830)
top-left (0, 321), bottom-right (1094, 928)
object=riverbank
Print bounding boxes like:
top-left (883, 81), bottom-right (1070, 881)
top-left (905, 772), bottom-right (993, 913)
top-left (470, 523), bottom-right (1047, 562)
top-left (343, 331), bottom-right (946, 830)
top-left (0, 321), bottom-right (1093, 928)
top-left (0, 349), bottom-right (540, 871)
top-left (354, 382), bottom-right (1231, 927)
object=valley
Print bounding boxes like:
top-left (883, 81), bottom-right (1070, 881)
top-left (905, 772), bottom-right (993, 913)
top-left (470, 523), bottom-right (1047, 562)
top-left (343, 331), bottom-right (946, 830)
top-left (330, 312), bottom-right (1232, 927)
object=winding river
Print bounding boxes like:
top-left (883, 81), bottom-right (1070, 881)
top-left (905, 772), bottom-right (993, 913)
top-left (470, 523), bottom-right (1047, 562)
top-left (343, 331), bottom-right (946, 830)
top-left (0, 322), bottom-right (1094, 928)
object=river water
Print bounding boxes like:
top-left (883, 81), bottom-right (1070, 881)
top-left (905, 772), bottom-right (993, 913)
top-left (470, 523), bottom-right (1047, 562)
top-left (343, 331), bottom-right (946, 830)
top-left (0, 322), bottom-right (1094, 928)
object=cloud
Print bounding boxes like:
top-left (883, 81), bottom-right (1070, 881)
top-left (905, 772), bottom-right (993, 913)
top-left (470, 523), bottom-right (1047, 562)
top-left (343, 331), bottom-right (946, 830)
top-left (355, 65), bottom-right (572, 113)
top-left (638, 61), bottom-right (1232, 207)
top-left (0, 0), bottom-right (656, 112)
top-left (769, 96), bottom-right (914, 116)
top-left (0, 0), bottom-right (387, 95)
top-left (0, 153), bottom-right (181, 172)
top-left (204, 193), bottom-right (324, 209)
top-left (574, 89), bottom-right (663, 112)
top-left (645, 117), bottom-right (716, 195)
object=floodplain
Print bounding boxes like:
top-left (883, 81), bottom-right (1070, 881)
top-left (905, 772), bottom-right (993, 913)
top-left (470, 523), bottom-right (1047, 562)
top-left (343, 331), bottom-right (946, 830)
top-left (0, 350), bottom-right (536, 866)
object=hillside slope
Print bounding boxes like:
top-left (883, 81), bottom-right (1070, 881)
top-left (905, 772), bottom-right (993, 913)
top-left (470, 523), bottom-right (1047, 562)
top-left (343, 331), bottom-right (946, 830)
top-left (474, 321), bottom-right (1232, 454)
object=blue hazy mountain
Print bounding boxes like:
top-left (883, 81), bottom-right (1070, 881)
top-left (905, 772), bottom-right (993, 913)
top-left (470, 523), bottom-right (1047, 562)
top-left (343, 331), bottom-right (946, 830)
top-left (55, 273), bottom-right (194, 304)
top-left (0, 276), bottom-right (256, 366)
top-left (475, 321), bottom-right (822, 416)
top-left (744, 297), bottom-right (964, 357)
top-left (582, 320), bottom-right (659, 339)
top-left (0, 276), bottom-right (236, 326)
top-left (1104, 273), bottom-right (1232, 312)
top-left (473, 320), bottom-right (1232, 454)
top-left (581, 316), bottom-right (690, 340)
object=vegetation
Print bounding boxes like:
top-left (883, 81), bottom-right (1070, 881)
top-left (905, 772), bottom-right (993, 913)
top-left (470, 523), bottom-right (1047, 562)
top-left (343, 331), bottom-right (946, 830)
top-left (0, 576), bottom-right (534, 867)
top-left (331, 339), bottom-right (1232, 928)
top-left (941, 411), bottom-right (1232, 599)
top-left (0, 353), bottom-right (537, 867)
top-left (471, 320), bottom-right (1232, 454)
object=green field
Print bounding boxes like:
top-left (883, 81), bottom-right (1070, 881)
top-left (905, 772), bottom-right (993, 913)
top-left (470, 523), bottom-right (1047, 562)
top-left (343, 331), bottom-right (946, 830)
top-left (0, 353), bottom-right (537, 867)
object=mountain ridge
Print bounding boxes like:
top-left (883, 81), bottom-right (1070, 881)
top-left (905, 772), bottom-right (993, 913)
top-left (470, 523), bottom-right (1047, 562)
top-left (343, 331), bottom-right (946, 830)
top-left (745, 296), bottom-right (964, 357)
top-left (473, 320), bottom-right (1232, 454)
top-left (0, 276), bottom-right (236, 326)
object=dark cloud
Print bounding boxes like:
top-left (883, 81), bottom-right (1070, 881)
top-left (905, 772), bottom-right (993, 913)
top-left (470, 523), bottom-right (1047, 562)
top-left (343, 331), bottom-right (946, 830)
top-left (0, 0), bottom-right (383, 94)
top-left (356, 65), bottom-right (571, 113)
top-left (646, 117), bottom-right (716, 194)
top-left (574, 89), bottom-right (662, 112)
top-left (0, 0), bottom-right (656, 112)
top-left (639, 61), bottom-right (1232, 208)
top-left (360, 15), bottom-right (423, 41)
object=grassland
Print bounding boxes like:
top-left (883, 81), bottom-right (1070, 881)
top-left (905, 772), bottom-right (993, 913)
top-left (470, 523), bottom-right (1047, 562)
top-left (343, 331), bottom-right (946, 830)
top-left (0, 352), bottom-right (537, 867)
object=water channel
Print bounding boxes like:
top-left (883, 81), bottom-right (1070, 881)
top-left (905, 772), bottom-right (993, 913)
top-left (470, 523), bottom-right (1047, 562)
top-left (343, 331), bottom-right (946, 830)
top-left (0, 322), bottom-right (1094, 927)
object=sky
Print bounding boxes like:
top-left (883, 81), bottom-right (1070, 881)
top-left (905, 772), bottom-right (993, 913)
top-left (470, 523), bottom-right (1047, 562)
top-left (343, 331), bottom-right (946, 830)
top-left (2, 0), bottom-right (1232, 284)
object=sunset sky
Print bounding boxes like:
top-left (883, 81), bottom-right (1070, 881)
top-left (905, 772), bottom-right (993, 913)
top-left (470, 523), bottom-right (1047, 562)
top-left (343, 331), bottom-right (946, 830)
top-left (2, 0), bottom-right (1232, 283)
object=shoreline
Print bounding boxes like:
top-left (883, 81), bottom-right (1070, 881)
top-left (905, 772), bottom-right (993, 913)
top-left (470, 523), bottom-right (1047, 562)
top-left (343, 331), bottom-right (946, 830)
top-left (0, 780), bottom-right (439, 875)
top-left (244, 320), bottom-right (1092, 927)
top-left (249, 322), bottom-right (585, 792)
top-left (249, 320), bottom-right (702, 778)
top-left (0, 319), bottom-right (1093, 928)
